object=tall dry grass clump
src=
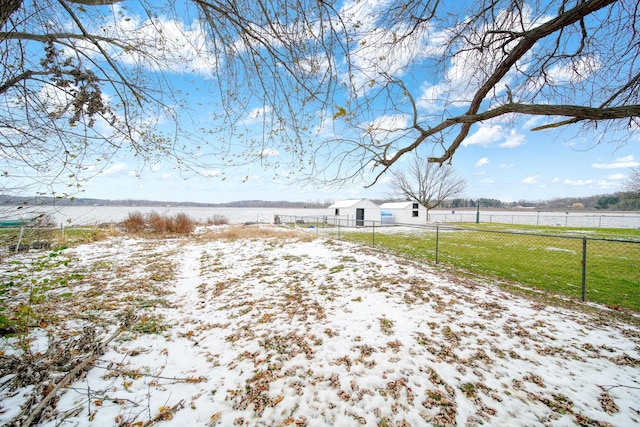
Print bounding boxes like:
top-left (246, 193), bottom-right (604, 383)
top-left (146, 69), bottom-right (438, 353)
top-left (122, 212), bottom-right (145, 233)
top-left (121, 211), bottom-right (195, 235)
top-left (205, 214), bottom-right (229, 226)
top-left (147, 211), bottom-right (167, 233)
top-left (171, 213), bottom-right (196, 234)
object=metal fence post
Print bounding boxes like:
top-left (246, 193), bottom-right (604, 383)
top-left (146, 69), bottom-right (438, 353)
top-left (435, 225), bottom-right (440, 263)
top-left (372, 221), bottom-right (375, 247)
top-left (581, 237), bottom-right (587, 302)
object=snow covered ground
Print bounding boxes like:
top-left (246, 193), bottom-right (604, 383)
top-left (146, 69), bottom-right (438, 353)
top-left (1, 225), bottom-right (639, 426)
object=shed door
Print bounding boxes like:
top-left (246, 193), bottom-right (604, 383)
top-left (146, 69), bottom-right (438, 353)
top-left (356, 208), bottom-right (365, 226)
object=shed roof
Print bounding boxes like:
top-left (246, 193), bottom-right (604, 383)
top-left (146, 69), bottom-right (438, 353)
top-left (380, 201), bottom-right (418, 209)
top-left (329, 199), bottom-right (378, 209)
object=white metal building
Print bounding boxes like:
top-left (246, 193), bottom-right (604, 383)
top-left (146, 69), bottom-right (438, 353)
top-left (328, 199), bottom-right (380, 226)
top-left (379, 201), bottom-right (427, 225)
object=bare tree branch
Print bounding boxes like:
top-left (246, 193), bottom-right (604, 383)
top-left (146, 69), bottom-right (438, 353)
top-left (389, 152), bottom-right (466, 215)
top-left (1, 0), bottom-right (639, 199)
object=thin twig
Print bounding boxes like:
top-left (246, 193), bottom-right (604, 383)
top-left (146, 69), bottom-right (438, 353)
top-left (598, 384), bottom-right (640, 391)
top-left (142, 399), bottom-right (185, 427)
top-left (17, 327), bottom-right (124, 427)
top-left (91, 361), bottom-right (205, 383)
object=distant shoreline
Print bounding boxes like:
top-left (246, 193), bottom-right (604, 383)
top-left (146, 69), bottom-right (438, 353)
top-left (0, 197), bottom-right (330, 209)
top-left (1, 195), bottom-right (638, 212)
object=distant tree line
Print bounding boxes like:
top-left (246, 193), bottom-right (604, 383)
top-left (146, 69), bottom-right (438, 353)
top-left (2, 192), bottom-right (639, 212)
top-left (447, 198), bottom-right (509, 209)
top-left (446, 192), bottom-right (640, 211)
top-left (0, 196), bottom-right (329, 209)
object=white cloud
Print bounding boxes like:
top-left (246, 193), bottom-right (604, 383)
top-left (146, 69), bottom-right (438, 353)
top-left (98, 162), bottom-right (127, 176)
top-left (563, 178), bottom-right (619, 189)
top-left (499, 163), bottom-right (514, 169)
top-left (591, 155), bottom-right (639, 169)
top-left (564, 179), bottom-right (591, 186)
top-left (522, 175), bottom-right (540, 184)
top-left (522, 115), bottom-right (545, 129)
top-left (479, 178), bottom-right (495, 184)
top-left (100, 6), bottom-right (218, 77)
top-left (364, 114), bottom-right (410, 142)
top-left (464, 125), bottom-right (503, 147)
top-left (547, 55), bottom-right (602, 85)
top-left (417, 7), bottom-right (544, 113)
top-left (259, 148), bottom-right (280, 157)
top-left (458, 124), bottom-right (526, 149)
top-left (475, 157), bottom-right (490, 167)
top-left (499, 130), bottom-right (525, 148)
top-left (340, 0), bottom-right (439, 91)
top-left (376, 175), bottom-right (393, 185)
top-left (241, 106), bottom-right (273, 126)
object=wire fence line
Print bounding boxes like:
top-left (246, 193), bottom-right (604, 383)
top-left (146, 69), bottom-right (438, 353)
top-left (0, 223), bottom-right (108, 256)
top-left (428, 211), bottom-right (640, 228)
top-left (278, 215), bottom-right (640, 312)
top-left (274, 211), bottom-right (640, 229)
top-left (0, 224), bottom-right (57, 254)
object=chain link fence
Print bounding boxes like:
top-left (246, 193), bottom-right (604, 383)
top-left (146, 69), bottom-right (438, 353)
top-left (278, 215), bottom-right (640, 312)
top-left (0, 216), bottom-right (109, 257)
top-left (0, 219), bottom-right (57, 255)
top-left (428, 211), bottom-right (640, 228)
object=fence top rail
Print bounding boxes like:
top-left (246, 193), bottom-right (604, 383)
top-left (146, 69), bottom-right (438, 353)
top-left (277, 215), bottom-right (640, 243)
top-left (443, 225), bottom-right (640, 244)
top-left (336, 221), bottom-right (640, 244)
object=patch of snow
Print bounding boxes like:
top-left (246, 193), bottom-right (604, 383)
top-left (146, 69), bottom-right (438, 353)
top-left (1, 229), bottom-right (638, 426)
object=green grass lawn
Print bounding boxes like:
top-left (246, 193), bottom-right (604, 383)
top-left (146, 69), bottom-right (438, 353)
top-left (339, 225), bottom-right (640, 312)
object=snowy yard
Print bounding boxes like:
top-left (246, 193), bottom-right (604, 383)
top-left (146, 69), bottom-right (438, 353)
top-left (1, 225), bottom-right (639, 426)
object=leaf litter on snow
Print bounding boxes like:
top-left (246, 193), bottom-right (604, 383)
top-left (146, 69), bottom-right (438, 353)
top-left (0, 225), bottom-right (638, 426)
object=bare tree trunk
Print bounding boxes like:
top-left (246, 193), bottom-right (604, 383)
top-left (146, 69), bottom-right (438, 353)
top-left (0, 0), bottom-right (23, 30)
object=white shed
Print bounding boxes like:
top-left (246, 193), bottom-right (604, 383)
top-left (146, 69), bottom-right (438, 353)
top-left (379, 201), bottom-right (427, 225)
top-left (328, 199), bottom-right (380, 226)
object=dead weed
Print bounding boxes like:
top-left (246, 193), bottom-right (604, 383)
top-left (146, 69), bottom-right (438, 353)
top-left (197, 225), bottom-right (316, 242)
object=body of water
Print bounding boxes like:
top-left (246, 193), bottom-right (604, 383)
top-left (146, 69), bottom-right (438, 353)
top-left (38, 205), bottom-right (329, 226)
top-left (2, 205), bottom-right (639, 229)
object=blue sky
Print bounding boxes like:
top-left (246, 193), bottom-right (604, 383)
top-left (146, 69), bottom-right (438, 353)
top-left (78, 112), bottom-right (638, 203)
top-left (15, 1), bottom-right (640, 204)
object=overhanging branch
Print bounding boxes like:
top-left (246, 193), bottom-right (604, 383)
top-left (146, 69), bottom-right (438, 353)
top-left (373, 102), bottom-right (640, 175)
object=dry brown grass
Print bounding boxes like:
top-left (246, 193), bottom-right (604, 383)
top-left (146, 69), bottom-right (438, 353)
top-left (171, 213), bottom-right (196, 234)
top-left (203, 214), bottom-right (229, 226)
top-left (121, 211), bottom-right (196, 235)
top-left (197, 225), bottom-right (316, 242)
top-left (122, 212), bottom-right (145, 233)
top-left (147, 211), bottom-right (166, 233)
